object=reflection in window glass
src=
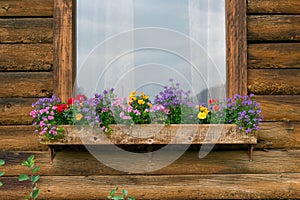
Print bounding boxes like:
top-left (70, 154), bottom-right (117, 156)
top-left (76, 0), bottom-right (226, 101)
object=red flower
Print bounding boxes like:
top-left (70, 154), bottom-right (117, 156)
top-left (214, 105), bottom-right (220, 111)
top-left (75, 94), bottom-right (87, 103)
top-left (208, 99), bottom-right (218, 104)
top-left (57, 104), bottom-right (67, 113)
top-left (67, 98), bottom-right (75, 106)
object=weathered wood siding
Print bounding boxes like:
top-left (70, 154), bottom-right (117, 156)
top-left (0, 0), bottom-right (299, 199)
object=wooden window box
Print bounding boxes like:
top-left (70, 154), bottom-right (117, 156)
top-left (40, 124), bottom-right (257, 164)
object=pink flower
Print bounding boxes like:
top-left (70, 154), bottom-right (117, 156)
top-left (30, 110), bottom-right (37, 118)
top-left (127, 106), bottom-right (133, 112)
top-left (39, 130), bottom-right (46, 135)
top-left (120, 112), bottom-right (131, 120)
top-left (48, 116), bottom-right (54, 120)
top-left (39, 121), bottom-right (45, 127)
top-left (49, 130), bottom-right (57, 135)
top-left (133, 109), bottom-right (141, 116)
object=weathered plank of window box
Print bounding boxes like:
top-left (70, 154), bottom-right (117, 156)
top-left (40, 124), bottom-right (257, 163)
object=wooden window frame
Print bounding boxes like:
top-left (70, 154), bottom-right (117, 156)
top-left (53, 0), bottom-right (247, 102)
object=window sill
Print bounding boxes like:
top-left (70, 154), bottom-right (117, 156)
top-left (40, 124), bottom-right (257, 163)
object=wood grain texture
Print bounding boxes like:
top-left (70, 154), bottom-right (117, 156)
top-left (258, 121), bottom-right (300, 149)
top-left (248, 43), bottom-right (300, 69)
top-left (0, 0), bottom-right (53, 17)
top-left (53, 0), bottom-right (75, 102)
top-left (248, 15), bottom-right (300, 42)
top-left (1, 173), bottom-right (300, 199)
top-left (0, 18), bottom-right (53, 44)
top-left (0, 126), bottom-right (46, 151)
top-left (248, 69), bottom-right (300, 95)
top-left (0, 98), bottom-right (36, 125)
top-left (1, 150), bottom-right (300, 176)
top-left (0, 44), bottom-right (53, 71)
top-left (226, 0), bottom-right (247, 98)
top-left (0, 72), bottom-right (53, 98)
top-left (247, 0), bottom-right (300, 14)
top-left (256, 95), bottom-right (300, 122)
top-left (41, 124), bottom-right (257, 145)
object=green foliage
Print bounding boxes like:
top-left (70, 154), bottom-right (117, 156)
top-left (0, 159), bottom-right (5, 187)
top-left (107, 187), bottom-right (135, 200)
top-left (18, 174), bottom-right (30, 181)
top-left (18, 155), bottom-right (40, 200)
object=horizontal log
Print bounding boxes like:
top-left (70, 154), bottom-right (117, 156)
top-left (0, 126), bottom-right (46, 151)
top-left (1, 150), bottom-right (300, 176)
top-left (0, 44), bottom-right (53, 71)
top-left (248, 69), bottom-right (300, 95)
top-left (248, 43), bottom-right (300, 69)
top-left (0, 18), bottom-right (53, 44)
top-left (256, 96), bottom-right (300, 122)
top-left (248, 15), bottom-right (300, 41)
top-left (0, 0), bottom-right (53, 17)
top-left (0, 98), bottom-right (36, 125)
top-left (41, 125), bottom-right (257, 145)
top-left (247, 0), bottom-right (300, 14)
top-left (258, 121), bottom-right (300, 149)
top-left (0, 72), bottom-right (53, 97)
top-left (1, 173), bottom-right (300, 199)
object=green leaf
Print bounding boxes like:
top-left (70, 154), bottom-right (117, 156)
top-left (127, 197), bottom-right (135, 200)
top-left (0, 172), bottom-right (5, 176)
top-left (32, 189), bottom-right (40, 200)
top-left (18, 174), bottom-right (30, 181)
top-left (22, 161), bottom-right (29, 167)
top-left (0, 181), bottom-right (3, 187)
top-left (122, 189), bottom-right (128, 196)
top-left (28, 155), bottom-right (35, 167)
top-left (32, 166), bottom-right (40, 174)
top-left (32, 175), bottom-right (40, 183)
top-left (0, 160), bottom-right (5, 166)
top-left (112, 196), bottom-right (123, 200)
top-left (28, 155), bottom-right (34, 162)
top-left (110, 188), bottom-right (117, 196)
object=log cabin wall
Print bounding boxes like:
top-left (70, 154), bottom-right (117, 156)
top-left (0, 0), bottom-right (299, 199)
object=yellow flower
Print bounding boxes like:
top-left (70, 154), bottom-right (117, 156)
top-left (76, 113), bottom-right (83, 121)
top-left (130, 96), bottom-right (136, 101)
top-left (198, 112), bottom-right (207, 120)
top-left (130, 91), bottom-right (137, 97)
top-left (200, 106), bottom-right (209, 115)
top-left (142, 95), bottom-right (149, 100)
top-left (140, 92), bottom-right (145, 96)
top-left (138, 99), bottom-right (145, 105)
top-left (147, 102), bottom-right (153, 107)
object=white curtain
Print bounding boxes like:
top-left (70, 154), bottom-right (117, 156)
top-left (76, 0), bottom-right (134, 97)
top-left (189, 0), bottom-right (226, 101)
top-left (104, 0), bottom-right (135, 96)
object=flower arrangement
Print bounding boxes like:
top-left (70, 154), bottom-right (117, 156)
top-left (30, 79), bottom-right (263, 141)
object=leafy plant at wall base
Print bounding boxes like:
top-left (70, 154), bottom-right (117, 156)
top-left (107, 187), bottom-right (135, 200)
top-left (18, 155), bottom-right (40, 200)
top-left (0, 159), bottom-right (5, 187)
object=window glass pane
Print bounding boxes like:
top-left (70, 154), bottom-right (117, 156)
top-left (76, 0), bottom-right (226, 101)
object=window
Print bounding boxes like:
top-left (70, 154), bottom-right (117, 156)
top-left (53, 0), bottom-right (247, 101)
